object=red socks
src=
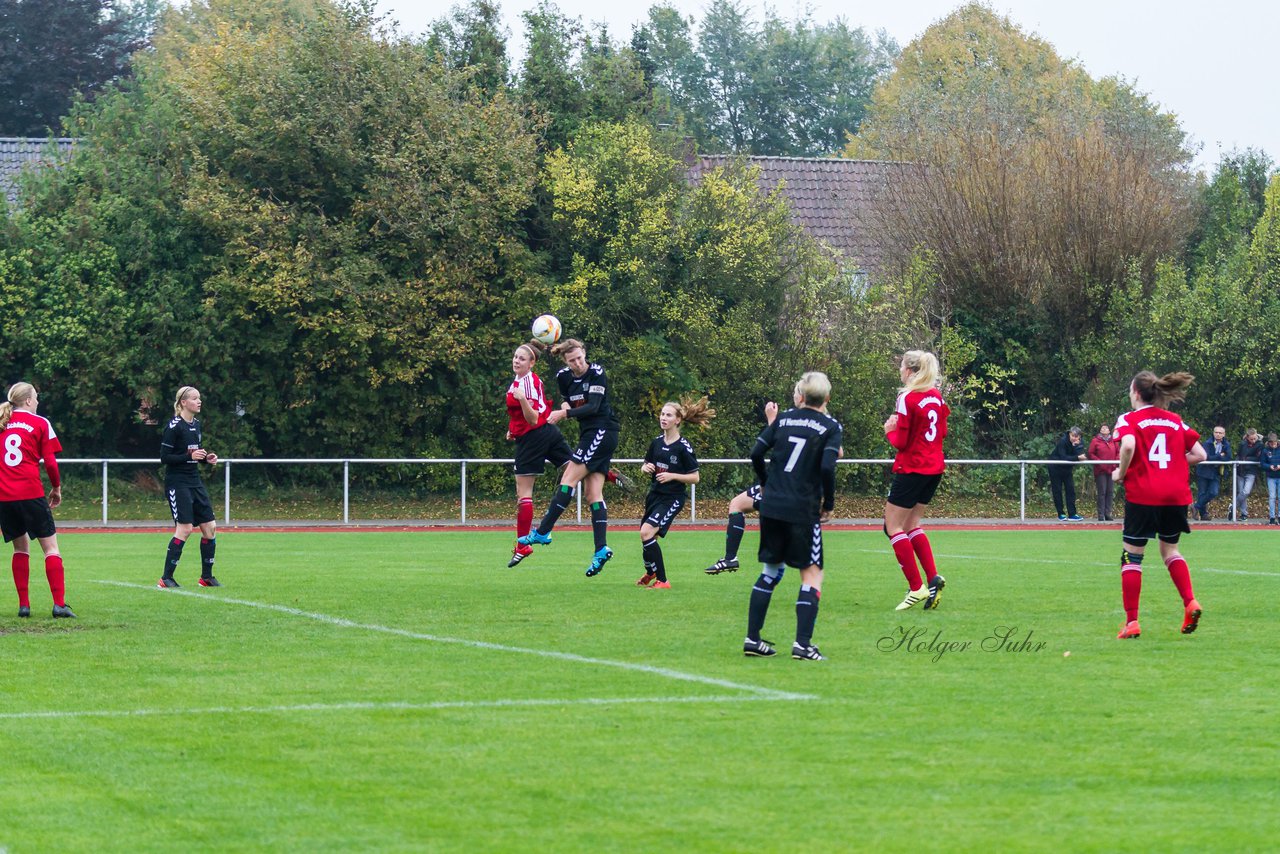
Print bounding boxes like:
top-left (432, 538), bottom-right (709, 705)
top-left (907, 528), bottom-right (937, 581)
top-left (1165, 554), bottom-right (1195, 605)
top-left (516, 497), bottom-right (534, 539)
top-left (44, 554), bottom-right (65, 608)
top-left (12, 552), bottom-right (30, 608)
top-left (890, 533), bottom-right (923, 589)
top-left (1121, 563), bottom-right (1142, 622)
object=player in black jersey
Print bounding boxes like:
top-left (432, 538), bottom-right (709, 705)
top-left (518, 338), bottom-right (623, 577)
top-left (704, 401), bottom-right (777, 575)
top-left (742, 372), bottom-right (842, 661)
top-left (158, 386), bottom-right (221, 589)
top-left (636, 396), bottom-right (715, 589)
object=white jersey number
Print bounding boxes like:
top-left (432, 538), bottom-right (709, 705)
top-left (783, 436), bottom-right (807, 472)
top-left (1148, 432), bottom-right (1172, 469)
top-left (924, 410), bottom-right (939, 442)
top-left (3, 434), bottom-right (22, 467)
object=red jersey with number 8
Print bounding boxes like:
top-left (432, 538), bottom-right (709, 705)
top-left (1113, 405), bottom-right (1198, 505)
top-left (0, 411), bottom-right (62, 500)
top-left (887, 389), bottom-right (949, 474)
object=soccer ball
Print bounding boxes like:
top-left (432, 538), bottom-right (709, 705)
top-left (531, 314), bottom-right (562, 345)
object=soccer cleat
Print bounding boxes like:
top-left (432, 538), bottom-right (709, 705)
top-left (1117, 620), bottom-right (1141, 639)
top-left (52, 604), bottom-right (77, 619)
top-left (792, 642), bottom-right (826, 661)
top-left (198, 576), bottom-right (221, 588)
top-left (1068, 514), bottom-right (1085, 522)
top-left (517, 531), bottom-right (552, 547)
top-left (17, 605), bottom-right (30, 618)
top-left (650, 580), bottom-right (671, 589)
top-left (922, 575), bottom-right (946, 610)
top-left (585, 546), bottom-right (613, 577)
top-left (704, 557), bottom-right (740, 575)
top-left (743, 637), bottom-right (776, 657)
top-left (1181, 599), bottom-right (1202, 634)
top-left (636, 571), bottom-right (657, 587)
top-left (609, 470), bottom-right (634, 494)
top-left (158, 577), bottom-right (180, 589)
top-left (895, 585), bottom-right (929, 611)
top-left (508, 545), bottom-right (534, 567)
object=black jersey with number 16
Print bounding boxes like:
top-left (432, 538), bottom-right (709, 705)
top-left (751, 408), bottom-right (842, 524)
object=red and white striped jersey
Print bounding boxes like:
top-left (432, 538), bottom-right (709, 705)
top-left (506, 371), bottom-right (552, 437)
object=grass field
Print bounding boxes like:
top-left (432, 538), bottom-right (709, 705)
top-left (1, 527), bottom-right (1276, 852)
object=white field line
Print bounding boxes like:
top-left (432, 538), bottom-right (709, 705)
top-left (0, 695), bottom-right (794, 722)
top-left (93, 581), bottom-right (815, 703)
top-left (850, 548), bottom-right (1280, 577)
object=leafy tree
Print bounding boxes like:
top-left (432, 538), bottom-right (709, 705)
top-left (0, 0), bottom-right (156, 135)
top-left (423, 0), bottom-right (510, 97)
top-left (1188, 149), bottom-right (1274, 276)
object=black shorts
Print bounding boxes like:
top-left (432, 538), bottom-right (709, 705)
top-left (513, 424), bottom-right (574, 477)
top-left (887, 472), bottom-right (943, 508)
top-left (1122, 502), bottom-right (1191, 545)
top-left (0, 497), bottom-right (56, 542)
top-left (167, 483), bottom-right (215, 526)
top-left (571, 428), bottom-right (619, 474)
top-left (643, 493), bottom-right (686, 537)
top-left (757, 514), bottom-right (823, 569)
top-left (746, 484), bottom-right (762, 512)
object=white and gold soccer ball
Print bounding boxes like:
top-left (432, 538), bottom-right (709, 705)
top-left (531, 314), bottom-right (562, 345)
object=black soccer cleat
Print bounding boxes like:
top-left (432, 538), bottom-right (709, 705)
top-left (52, 604), bottom-right (77, 619)
top-left (743, 637), bottom-right (776, 657)
top-left (197, 576), bottom-right (222, 588)
top-left (791, 642), bottom-right (826, 661)
top-left (704, 557), bottom-right (740, 575)
top-left (158, 577), bottom-right (180, 589)
top-left (17, 605), bottom-right (30, 618)
top-left (923, 575), bottom-right (946, 610)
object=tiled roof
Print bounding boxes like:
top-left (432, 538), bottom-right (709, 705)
top-left (687, 155), bottom-right (908, 273)
top-left (1, 137), bottom-right (76, 208)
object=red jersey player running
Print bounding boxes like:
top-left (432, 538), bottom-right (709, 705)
top-left (0, 382), bottom-right (75, 618)
top-left (1111, 371), bottom-right (1206, 639)
top-left (882, 350), bottom-right (950, 611)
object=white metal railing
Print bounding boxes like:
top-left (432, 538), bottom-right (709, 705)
top-left (55, 457), bottom-right (1253, 526)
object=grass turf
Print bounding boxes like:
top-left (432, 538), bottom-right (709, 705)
top-left (0, 528), bottom-right (1275, 852)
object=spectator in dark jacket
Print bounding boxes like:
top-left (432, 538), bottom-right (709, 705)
top-left (1088, 424), bottom-right (1121, 521)
top-left (1049, 427), bottom-right (1087, 521)
top-left (1260, 433), bottom-right (1280, 524)
top-left (1231, 428), bottom-right (1263, 521)
top-left (1193, 426), bottom-right (1231, 520)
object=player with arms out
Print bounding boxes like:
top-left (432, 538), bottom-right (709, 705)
top-left (158, 386), bottom-right (220, 589)
top-left (0, 382), bottom-right (75, 618)
top-left (1111, 371), bottom-right (1205, 639)
top-left (704, 401), bottom-right (777, 576)
top-left (518, 338), bottom-right (624, 577)
top-left (883, 350), bottom-right (950, 611)
top-left (742, 372), bottom-right (842, 661)
top-left (636, 396), bottom-right (714, 588)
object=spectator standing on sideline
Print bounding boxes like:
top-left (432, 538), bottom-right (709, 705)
top-left (1049, 427), bottom-right (1087, 521)
top-left (1088, 424), bottom-right (1120, 521)
top-left (1192, 426), bottom-right (1231, 521)
top-left (1260, 433), bottom-right (1280, 524)
top-left (1231, 428), bottom-right (1263, 521)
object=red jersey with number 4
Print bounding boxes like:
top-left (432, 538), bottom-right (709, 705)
top-left (887, 389), bottom-right (949, 474)
top-left (1113, 405), bottom-right (1198, 505)
top-left (506, 372), bottom-right (552, 438)
top-left (0, 410), bottom-right (62, 500)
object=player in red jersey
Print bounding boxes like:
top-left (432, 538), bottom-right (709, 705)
top-left (0, 382), bottom-right (75, 618)
top-left (882, 350), bottom-right (950, 612)
top-left (1111, 371), bottom-right (1206, 639)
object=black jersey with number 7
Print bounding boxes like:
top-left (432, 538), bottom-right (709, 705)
top-left (750, 408), bottom-right (842, 524)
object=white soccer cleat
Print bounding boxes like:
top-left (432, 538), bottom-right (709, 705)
top-left (895, 585), bottom-right (929, 611)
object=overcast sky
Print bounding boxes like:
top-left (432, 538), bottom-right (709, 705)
top-left (373, 0), bottom-right (1278, 174)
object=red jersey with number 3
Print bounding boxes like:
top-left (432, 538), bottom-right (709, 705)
top-left (0, 410), bottom-right (62, 500)
top-left (1113, 405), bottom-right (1198, 505)
top-left (506, 371), bottom-right (552, 438)
top-left (887, 389), bottom-right (949, 474)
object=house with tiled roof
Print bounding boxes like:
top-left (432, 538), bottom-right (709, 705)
top-left (687, 155), bottom-right (908, 282)
top-left (1, 137), bottom-right (76, 209)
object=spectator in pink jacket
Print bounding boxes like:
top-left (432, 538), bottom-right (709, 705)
top-left (1089, 423), bottom-right (1121, 521)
